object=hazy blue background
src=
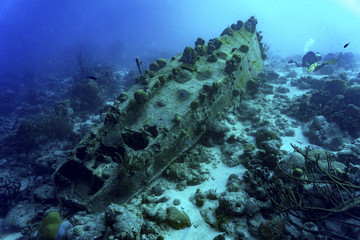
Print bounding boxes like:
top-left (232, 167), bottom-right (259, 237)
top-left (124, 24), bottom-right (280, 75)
top-left (0, 0), bottom-right (359, 80)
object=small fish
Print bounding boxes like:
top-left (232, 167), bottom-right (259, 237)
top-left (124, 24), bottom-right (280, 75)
top-left (344, 43), bottom-right (350, 48)
top-left (86, 75), bottom-right (97, 80)
top-left (185, 140), bottom-right (192, 147)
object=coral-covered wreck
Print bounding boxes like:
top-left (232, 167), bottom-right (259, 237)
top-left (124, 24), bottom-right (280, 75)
top-left (53, 17), bottom-right (265, 212)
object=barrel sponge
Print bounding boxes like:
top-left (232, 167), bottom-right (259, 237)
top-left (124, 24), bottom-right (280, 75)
top-left (156, 58), bottom-right (167, 68)
top-left (40, 211), bottom-right (63, 240)
top-left (149, 62), bottom-right (160, 72)
top-left (134, 89), bottom-right (149, 103)
top-left (181, 47), bottom-right (197, 65)
top-left (244, 16), bottom-right (257, 33)
top-left (239, 45), bottom-right (249, 53)
top-left (195, 37), bottom-right (205, 46)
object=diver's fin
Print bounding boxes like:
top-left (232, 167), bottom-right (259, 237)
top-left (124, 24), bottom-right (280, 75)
top-left (308, 59), bottom-right (338, 73)
top-left (307, 62), bottom-right (318, 73)
top-left (324, 59), bottom-right (338, 65)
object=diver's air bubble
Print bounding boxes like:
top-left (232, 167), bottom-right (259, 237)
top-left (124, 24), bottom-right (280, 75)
top-left (304, 38), bottom-right (315, 53)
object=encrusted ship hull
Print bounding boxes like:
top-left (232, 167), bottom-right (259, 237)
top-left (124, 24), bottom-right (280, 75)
top-left (53, 17), bottom-right (265, 212)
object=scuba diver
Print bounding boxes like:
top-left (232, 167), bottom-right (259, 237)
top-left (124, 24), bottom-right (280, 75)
top-left (289, 51), bottom-right (338, 73)
top-left (302, 51), bottom-right (322, 68)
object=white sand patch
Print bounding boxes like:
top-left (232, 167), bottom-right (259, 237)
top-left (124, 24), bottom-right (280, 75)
top-left (162, 147), bottom-right (247, 240)
top-left (265, 80), bottom-right (310, 102)
top-left (263, 71), bottom-right (313, 152)
top-left (281, 117), bottom-right (310, 152)
top-left (0, 233), bottom-right (22, 240)
top-left (293, 67), bottom-right (306, 77)
top-left (284, 84), bottom-right (309, 98)
top-left (224, 114), bottom-right (255, 144)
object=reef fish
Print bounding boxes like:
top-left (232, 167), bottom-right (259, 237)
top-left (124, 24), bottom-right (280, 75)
top-left (185, 140), bottom-right (192, 147)
top-left (344, 43), bottom-right (350, 48)
top-left (86, 75), bottom-right (97, 80)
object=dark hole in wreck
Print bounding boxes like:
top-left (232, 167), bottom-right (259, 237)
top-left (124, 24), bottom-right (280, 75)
top-left (53, 160), bottom-right (104, 203)
top-left (122, 131), bottom-right (149, 150)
